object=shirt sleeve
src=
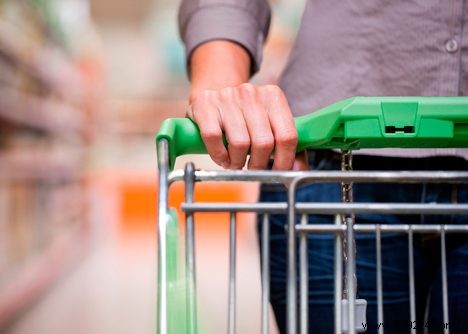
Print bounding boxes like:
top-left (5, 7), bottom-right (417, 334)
top-left (178, 0), bottom-right (271, 75)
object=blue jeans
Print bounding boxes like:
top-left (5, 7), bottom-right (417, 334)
top-left (258, 151), bottom-right (468, 334)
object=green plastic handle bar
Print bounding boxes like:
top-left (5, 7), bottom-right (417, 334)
top-left (157, 96), bottom-right (468, 170)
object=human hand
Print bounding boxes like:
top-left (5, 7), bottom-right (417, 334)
top-left (187, 83), bottom-right (298, 170)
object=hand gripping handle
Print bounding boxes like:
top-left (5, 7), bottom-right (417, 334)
top-left (156, 96), bottom-right (468, 170)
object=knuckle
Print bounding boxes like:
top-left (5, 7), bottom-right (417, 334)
top-left (201, 128), bottom-right (222, 142)
top-left (262, 84), bottom-right (282, 96)
top-left (277, 130), bottom-right (298, 147)
top-left (196, 90), bottom-right (213, 102)
top-left (238, 83), bottom-right (256, 98)
top-left (219, 86), bottom-right (235, 99)
top-left (229, 137), bottom-right (250, 150)
top-left (191, 90), bottom-right (216, 110)
top-left (252, 135), bottom-right (274, 151)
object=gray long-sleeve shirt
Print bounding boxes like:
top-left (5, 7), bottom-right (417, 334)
top-left (179, 0), bottom-right (468, 158)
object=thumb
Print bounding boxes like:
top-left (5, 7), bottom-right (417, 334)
top-left (292, 151), bottom-right (309, 171)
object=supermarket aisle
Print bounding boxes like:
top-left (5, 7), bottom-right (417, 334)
top-left (4, 172), bottom-right (157, 334)
top-left (0, 0), bottom-right (299, 332)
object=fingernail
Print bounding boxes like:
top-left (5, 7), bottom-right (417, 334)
top-left (292, 160), bottom-right (302, 171)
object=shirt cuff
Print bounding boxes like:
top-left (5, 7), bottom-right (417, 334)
top-left (179, 4), bottom-right (271, 75)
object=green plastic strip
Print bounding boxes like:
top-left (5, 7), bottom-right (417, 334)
top-left (157, 96), bottom-right (468, 169)
top-left (164, 209), bottom-right (192, 334)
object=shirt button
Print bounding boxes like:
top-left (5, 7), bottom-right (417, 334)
top-left (445, 38), bottom-right (459, 53)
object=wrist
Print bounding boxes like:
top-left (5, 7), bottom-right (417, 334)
top-left (188, 40), bottom-right (251, 102)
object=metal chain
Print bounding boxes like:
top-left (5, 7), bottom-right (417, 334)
top-left (341, 150), bottom-right (356, 299)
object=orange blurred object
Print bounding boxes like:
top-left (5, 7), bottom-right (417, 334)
top-left (120, 179), bottom-right (259, 235)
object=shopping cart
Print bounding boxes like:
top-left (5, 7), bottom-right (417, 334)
top-left (156, 97), bottom-right (468, 334)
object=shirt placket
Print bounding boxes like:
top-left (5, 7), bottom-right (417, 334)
top-left (441, 0), bottom-right (464, 95)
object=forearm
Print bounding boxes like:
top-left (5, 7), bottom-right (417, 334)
top-left (189, 40), bottom-right (251, 102)
top-left (178, 1), bottom-right (297, 170)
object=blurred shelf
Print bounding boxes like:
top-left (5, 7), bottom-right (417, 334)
top-left (0, 15), bottom-right (84, 104)
top-left (110, 99), bottom-right (186, 135)
top-left (0, 86), bottom-right (85, 138)
top-left (0, 1), bottom-right (97, 329)
top-left (0, 148), bottom-right (83, 181)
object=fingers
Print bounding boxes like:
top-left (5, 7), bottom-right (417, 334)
top-left (189, 83), bottom-right (297, 170)
top-left (188, 91), bottom-right (230, 168)
top-left (218, 87), bottom-right (250, 169)
top-left (260, 85), bottom-right (298, 170)
top-left (238, 84), bottom-right (274, 170)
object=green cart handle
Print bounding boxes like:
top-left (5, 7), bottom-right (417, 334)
top-left (157, 96), bottom-right (468, 170)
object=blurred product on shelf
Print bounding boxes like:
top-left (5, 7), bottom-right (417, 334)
top-left (0, 0), bottom-right (103, 329)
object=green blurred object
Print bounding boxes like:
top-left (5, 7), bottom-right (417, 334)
top-left (161, 209), bottom-right (190, 334)
top-left (156, 96), bottom-right (468, 170)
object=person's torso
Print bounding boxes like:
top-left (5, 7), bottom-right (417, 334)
top-left (280, 0), bottom-right (468, 114)
top-left (279, 0), bottom-right (468, 158)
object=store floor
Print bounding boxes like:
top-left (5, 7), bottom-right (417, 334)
top-left (4, 170), bottom-right (279, 334)
top-left (5, 233), bottom-right (156, 334)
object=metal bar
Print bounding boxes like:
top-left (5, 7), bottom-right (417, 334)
top-left (157, 139), bottom-right (170, 334)
top-left (346, 217), bottom-right (356, 334)
top-left (261, 214), bottom-right (270, 334)
top-left (182, 202), bottom-right (468, 215)
top-left (183, 202), bottom-right (287, 213)
top-left (287, 180), bottom-right (299, 334)
top-left (169, 170), bottom-right (468, 184)
top-left (184, 163), bottom-right (197, 334)
top-left (295, 203), bottom-right (468, 215)
top-left (376, 225), bottom-right (384, 334)
top-left (169, 169), bottom-right (307, 183)
top-left (299, 214), bottom-right (309, 334)
top-left (334, 215), bottom-right (343, 334)
top-left (296, 224), bottom-right (468, 234)
top-left (288, 171), bottom-right (468, 185)
top-left (228, 212), bottom-right (237, 334)
top-left (408, 229), bottom-right (416, 334)
top-left (441, 229), bottom-right (450, 334)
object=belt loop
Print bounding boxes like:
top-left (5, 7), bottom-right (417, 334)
top-left (306, 150), bottom-right (317, 169)
top-left (420, 183), bottom-right (427, 225)
top-left (450, 184), bottom-right (458, 224)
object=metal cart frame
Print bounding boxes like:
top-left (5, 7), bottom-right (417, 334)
top-left (156, 97), bottom-right (468, 334)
